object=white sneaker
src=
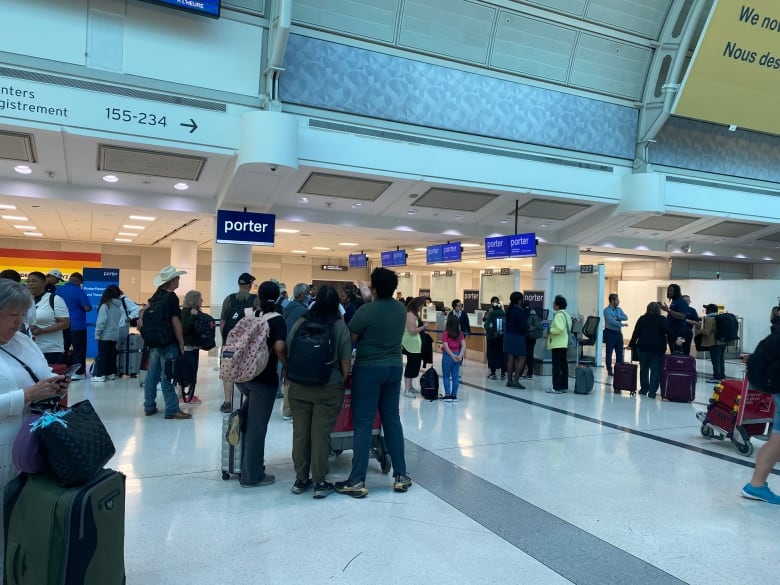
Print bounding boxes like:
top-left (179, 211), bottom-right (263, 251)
top-left (69, 374), bottom-right (85, 381)
top-left (107, 374), bottom-right (117, 380)
top-left (91, 376), bottom-right (106, 382)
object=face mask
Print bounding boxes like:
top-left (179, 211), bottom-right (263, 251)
top-left (493, 303), bottom-right (501, 308)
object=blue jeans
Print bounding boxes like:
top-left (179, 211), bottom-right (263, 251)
top-left (638, 350), bottom-right (663, 395)
top-left (603, 329), bottom-right (624, 371)
top-left (442, 352), bottom-right (461, 396)
top-left (144, 343), bottom-right (179, 415)
top-left (708, 344), bottom-right (725, 380)
top-left (348, 365), bottom-right (405, 482)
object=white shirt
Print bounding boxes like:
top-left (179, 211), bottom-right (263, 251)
top-left (33, 292), bottom-right (70, 353)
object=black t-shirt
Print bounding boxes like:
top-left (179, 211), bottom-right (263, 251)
top-left (165, 291), bottom-right (182, 321)
top-left (251, 313), bottom-right (287, 387)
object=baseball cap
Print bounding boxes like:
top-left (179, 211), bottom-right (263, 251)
top-left (704, 303), bottom-right (718, 313)
top-left (238, 272), bottom-right (255, 285)
top-left (47, 268), bottom-right (64, 281)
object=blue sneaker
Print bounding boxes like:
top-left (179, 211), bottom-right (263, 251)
top-left (741, 483), bottom-right (780, 504)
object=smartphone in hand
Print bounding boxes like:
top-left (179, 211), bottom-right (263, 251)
top-left (63, 364), bottom-right (81, 379)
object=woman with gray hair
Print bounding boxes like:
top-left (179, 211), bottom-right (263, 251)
top-left (179, 290), bottom-right (204, 404)
top-left (0, 279), bottom-right (73, 575)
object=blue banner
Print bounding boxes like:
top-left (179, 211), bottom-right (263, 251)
top-left (485, 236), bottom-right (509, 259)
top-left (141, 0), bottom-right (221, 18)
top-left (348, 253), bottom-right (367, 268)
top-left (392, 249), bottom-right (407, 267)
top-left (508, 233), bottom-right (536, 258)
top-left (82, 268), bottom-right (120, 359)
top-left (426, 244), bottom-right (443, 264)
top-left (442, 242), bottom-right (462, 263)
top-left (215, 210), bottom-right (275, 246)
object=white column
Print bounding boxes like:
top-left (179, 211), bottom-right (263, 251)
top-left (170, 240), bottom-right (197, 294)
top-left (530, 244), bottom-right (580, 315)
top-left (211, 243), bottom-right (253, 326)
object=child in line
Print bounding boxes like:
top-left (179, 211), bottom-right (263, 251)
top-left (441, 313), bottom-right (466, 402)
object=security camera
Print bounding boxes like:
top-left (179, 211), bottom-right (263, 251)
top-left (585, 247), bottom-right (592, 252)
top-left (270, 165), bottom-right (277, 172)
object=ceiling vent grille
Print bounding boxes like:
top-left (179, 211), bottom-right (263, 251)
top-left (630, 213), bottom-right (696, 231)
top-left (0, 130), bottom-right (36, 162)
top-left (298, 172), bottom-right (391, 201)
top-left (413, 188), bottom-right (498, 212)
top-left (695, 220), bottom-right (769, 238)
top-left (513, 198), bottom-right (590, 220)
top-left (98, 145), bottom-right (205, 181)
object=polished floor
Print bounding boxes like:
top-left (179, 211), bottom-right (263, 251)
top-left (68, 352), bottom-right (777, 585)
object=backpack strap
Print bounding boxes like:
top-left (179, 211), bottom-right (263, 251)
top-left (48, 292), bottom-right (55, 312)
top-left (121, 296), bottom-right (130, 318)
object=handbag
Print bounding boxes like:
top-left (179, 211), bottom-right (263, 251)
top-left (693, 332), bottom-right (712, 352)
top-left (566, 315), bottom-right (577, 349)
top-left (34, 399), bottom-right (116, 486)
top-left (12, 413), bottom-right (48, 474)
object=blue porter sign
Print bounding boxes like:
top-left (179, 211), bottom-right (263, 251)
top-left (216, 210), bottom-right (275, 246)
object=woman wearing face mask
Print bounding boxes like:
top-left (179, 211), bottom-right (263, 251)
top-left (483, 297), bottom-right (506, 380)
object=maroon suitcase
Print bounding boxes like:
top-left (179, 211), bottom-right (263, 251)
top-left (660, 354), bottom-right (696, 402)
top-left (613, 362), bottom-right (637, 394)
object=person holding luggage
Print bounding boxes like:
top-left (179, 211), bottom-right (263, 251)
top-left (92, 285), bottom-right (123, 382)
top-left (178, 290), bottom-right (204, 404)
top-left (441, 312), bottom-right (466, 401)
top-left (503, 292), bottom-right (528, 389)
top-left (547, 295), bottom-right (572, 394)
top-left (699, 303), bottom-right (726, 384)
top-left (660, 284), bottom-right (687, 353)
top-left (628, 302), bottom-right (674, 399)
top-left (402, 297), bottom-right (426, 397)
top-left (287, 286), bottom-right (351, 498)
top-left (483, 296), bottom-right (506, 380)
top-left (219, 273), bottom-right (257, 413)
top-left (602, 293), bottom-right (628, 376)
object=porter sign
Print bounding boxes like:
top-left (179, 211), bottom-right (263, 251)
top-left (216, 210), bottom-right (275, 246)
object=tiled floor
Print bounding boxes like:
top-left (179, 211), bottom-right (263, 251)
top-left (70, 354), bottom-right (776, 585)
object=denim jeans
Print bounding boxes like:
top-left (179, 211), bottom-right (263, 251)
top-left (348, 365), bottom-right (405, 482)
top-left (442, 352), bottom-right (461, 396)
top-left (603, 329), bottom-right (624, 371)
top-left (144, 343), bottom-right (179, 415)
top-left (709, 344), bottom-right (725, 380)
top-left (638, 350), bottom-right (663, 395)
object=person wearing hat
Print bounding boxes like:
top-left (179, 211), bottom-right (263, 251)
top-left (45, 269), bottom-right (64, 294)
top-left (219, 272), bottom-right (257, 413)
top-left (141, 266), bottom-right (191, 420)
top-left (57, 272), bottom-right (92, 379)
top-left (698, 303), bottom-right (726, 384)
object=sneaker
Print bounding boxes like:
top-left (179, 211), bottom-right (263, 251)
top-left (91, 376), bottom-right (106, 382)
top-left (394, 473), bottom-right (412, 492)
top-left (442, 394), bottom-right (452, 401)
top-left (241, 474), bottom-right (275, 488)
top-left (546, 388), bottom-right (564, 394)
top-left (69, 374), bottom-right (85, 381)
top-left (487, 373), bottom-right (497, 380)
top-left (403, 390), bottom-right (416, 398)
top-left (107, 374), bottom-right (117, 380)
top-left (282, 414), bottom-right (292, 421)
top-left (705, 379), bottom-right (720, 384)
top-left (219, 401), bottom-right (232, 414)
top-left (500, 373), bottom-right (507, 380)
top-left (515, 382), bottom-right (526, 390)
top-left (291, 478), bottom-right (313, 494)
top-left (741, 482), bottom-right (780, 504)
top-left (647, 392), bottom-right (656, 399)
top-left (638, 389), bottom-right (648, 395)
top-left (226, 411), bottom-right (241, 446)
top-left (313, 481), bottom-right (335, 499)
top-left (179, 395), bottom-right (202, 404)
top-left (335, 479), bottom-right (368, 498)
top-left (450, 396), bottom-right (458, 403)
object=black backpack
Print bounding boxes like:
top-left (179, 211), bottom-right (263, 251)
top-left (139, 292), bottom-right (175, 348)
top-left (747, 333), bottom-right (780, 394)
top-left (420, 367), bottom-right (439, 401)
top-left (222, 293), bottom-right (257, 339)
top-left (193, 311), bottom-right (217, 351)
top-left (715, 313), bottom-right (739, 343)
top-left (286, 319), bottom-right (335, 386)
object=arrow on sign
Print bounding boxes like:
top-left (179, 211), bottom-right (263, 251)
top-left (180, 118), bottom-right (198, 133)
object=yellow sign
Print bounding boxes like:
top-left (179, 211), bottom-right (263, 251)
top-left (674, 0), bottom-right (780, 134)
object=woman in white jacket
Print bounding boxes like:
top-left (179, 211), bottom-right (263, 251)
top-left (92, 286), bottom-right (124, 382)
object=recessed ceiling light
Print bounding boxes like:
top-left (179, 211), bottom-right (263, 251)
top-left (312, 246), bottom-right (330, 250)
top-left (122, 225), bottom-right (145, 230)
top-left (454, 214), bottom-right (464, 219)
top-left (102, 175), bottom-right (119, 183)
top-left (461, 243), bottom-right (480, 248)
top-left (13, 165), bottom-right (32, 175)
top-left (174, 182), bottom-right (189, 190)
top-left (275, 228), bottom-right (300, 234)
top-left (407, 209), bottom-right (417, 215)
top-left (117, 232), bottom-right (137, 237)
top-left (129, 215), bottom-right (155, 221)
top-left (2, 215), bottom-right (28, 221)
top-left (413, 248), bottom-right (426, 252)
top-left (0, 204), bottom-right (16, 210)
top-left (297, 197), bottom-right (309, 204)
top-left (13, 225), bottom-right (36, 230)
top-left (291, 250), bottom-right (308, 254)
top-left (352, 203), bottom-right (363, 209)
top-left (500, 218), bottom-right (511, 224)
top-left (114, 238), bottom-right (133, 243)
top-left (339, 242), bottom-right (359, 246)
top-left (23, 232), bottom-right (42, 237)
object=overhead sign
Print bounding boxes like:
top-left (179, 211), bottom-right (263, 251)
top-left (0, 73), bottom-right (240, 148)
top-left (426, 244), bottom-right (443, 264)
top-left (484, 233), bottom-right (536, 259)
top-left (580, 264), bottom-right (594, 274)
top-left (141, 0), bottom-right (221, 18)
top-left (321, 265), bottom-right (347, 271)
top-left (553, 265), bottom-right (567, 274)
top-left (348, 253), bottom-right (367, 268)
top-left (215, 210), bottom-right (275, 246)
top-left (674, 0), bottom-right (780, 134)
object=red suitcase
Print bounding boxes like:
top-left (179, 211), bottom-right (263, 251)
top-left (612, 362), bottom-right (637, 394)
top-left (660, 353), bottom-right (696, 402)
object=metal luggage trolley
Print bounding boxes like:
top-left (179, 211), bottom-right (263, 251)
top-left (696, 375), bottom-right (776, 457)
top-left (330, 377), bottom-right (391, 474)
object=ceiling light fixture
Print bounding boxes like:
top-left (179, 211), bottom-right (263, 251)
top-left (114, 238), bottom-right (133, 243)
top-left (13, 165), bottom-right (32, 175)
top-left (129, 215), bottom-right (156, 221)
top-left (275, 228), bottom-right (300, 234)
top-left (174, 182), bottom-right (189, 191)
top-left (102, 175), bottom-right (119, 183)
top-left (291, 250), bottom-right (308, 254)
top-left (122, 224), bottom-right (145, 230)
top-left (312, 246), bottom-right (330, 250)
top-left (500, 218), bottom-right (511, 224)
top-left (2, 215), bottom-right (28, 221)
top-left (297, 197), bottom-right (309, 204)
top-left (407, 209), bottom-right (417, 215)
top-left (23, 232), bottom-right (42, 237)
top-left (461, 243), bottom-right (480, 248)
top-left (0, 204), bottom-right (16, 210)
top-left (117, 232), bottom-right (137, 237)
top-left (13, 225), bottom-right (36, 230)
top-left (339, 242), bottom-right (359, 246)
top-left (413, 248), bottom-right (426, 252)
top-left (352, 203), bottom-right (363, 209)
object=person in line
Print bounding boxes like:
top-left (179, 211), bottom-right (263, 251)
top-left (0, 270), bottom-right (34, 335)
top-left (281, 283), bottom-right (310, 420)
top-left (236, 281), bottom-right (287, 487)
top-left (547, 295), bottom-right (572, 394)
top-left (519, 300), bottom-right (542, 380)
top-left (342, 283), bottom-right (363, 324)
top-left (142, 266), bottom-right (191, 420)
top-left (0, 279), bottom-right (73, 577)
top-left (503, 292), bottom-right (528, 389)
top-left (771, 306), bottom-right (780, 335)
top-left (219, 273), bottom-right (257, 413)
top-left (287, 286), bottom-right (351, 499)
top-left (335, 268), bottom-right (411, 498)
top-left (57, 272), bottom-right (92, 380)
top-left (26, 271), bottom-right (70, 365)
top-left (92, 285), bottom-right (123, 382)
top-left (628, 302), bottom-right (673, 399)
top-left (178, 290), bottom-right (204, 404)
top-left (681, 294), bottom-right (701, 355)
top-left (441, 312), bottom-right (466, 402)
top-left (451, 299), bottom-right (471, 381)
top-left (117, 287), bottom-right (140, 329)
top-left (44, 268), bottom-right (63, 294)
top-left (396, 292), bottom-right (405, 302)
top-left (602, 293), bottom-right (628, 376)
top-left (402, 297), bottom-right (426, 397)
top-left (698, 303), bottom-right (726, 384)
top-left (660, 284), bottom-right (688, 353)
top-left (483, 296), bottom-right (506, 380)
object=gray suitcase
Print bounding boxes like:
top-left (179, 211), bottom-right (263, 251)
top-left (117, 350), bottom-right (142, 377)
top-left (221, 388), bottom-right (243, 480)
top-left (574, 365), bottom-right (595, 394)
top-left (116, 333), bottom-right (143, 352)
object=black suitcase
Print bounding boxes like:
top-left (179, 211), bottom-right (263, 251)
top-left (4, 469), bottom-right (126, 585)
top-left (613, 362), bottom-right (638, 394)
top-left (221, 388), bottom-right (243, 480)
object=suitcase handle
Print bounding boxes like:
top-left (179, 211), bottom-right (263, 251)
top-left (7, 542), bottom-right (24, 585)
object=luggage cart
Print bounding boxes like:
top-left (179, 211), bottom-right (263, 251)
top-left (696, 376), bottom-right (775, 457)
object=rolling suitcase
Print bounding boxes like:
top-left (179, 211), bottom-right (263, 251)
top-left (4, 469), bottom-right (126, 585)
top-left (613, 362), bottom-right (638, 395)
top-left (221, 388), bottom-right (243, 480)
top-left (574, 365), bottom-right (594, 394)
top-left (117, 333), bottom-right (143, 378)
top-left (660, 353), bottom-right (696, 402)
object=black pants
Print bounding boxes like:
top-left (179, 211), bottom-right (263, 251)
top-left (486, 338), bottom-right (505, 374)
top-left (94, 340), bottom-right (117, 377)
top-left (521, 337), bottom-right (537, 376)
top-left (63, 328), bottom-right (88, 375)
top-left (404, 352), bottom-right (422, 378)
top-left (551, 347), bottom-right (568, 391)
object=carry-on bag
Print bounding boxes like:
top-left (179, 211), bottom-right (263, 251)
top-left (221, 387), bottom-right (243, 480)
top-left (574, 365), bottom-right (595, 394)
top-left (4, 468), bottom-right (126, 585)
top-left (613, 362), bottom-right (638, 395)
top-left (660, 353), bottom-right (697, 402)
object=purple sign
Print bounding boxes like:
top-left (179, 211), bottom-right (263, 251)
top-left (485, 236), bottom-right (509, 259)
top-left (426, 244), bottom-right (443, 264)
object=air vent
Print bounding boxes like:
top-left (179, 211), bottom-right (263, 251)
top-left (0, 130), bottom-right (36, 162)
top-left (630, 213), bottom-right (696, 231)
top-left (667, 176), bottom-right (780, 197)
top-left (513, 198), bottom-right (589, 220)
top-left (298, 172), bottom-right (391, 201)
top-left (413, 188), bottom-right (498, 212)
top-left (98, 145), bottom-right (205, 181)
top-left (695, 221), bottom-right (769, 238)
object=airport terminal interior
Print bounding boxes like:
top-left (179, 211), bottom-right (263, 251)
top-left (2, 0), bottom-right (780, 583)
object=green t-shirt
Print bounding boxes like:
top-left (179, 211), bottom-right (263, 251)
top-left (348, 298), bottom-right (407, 367)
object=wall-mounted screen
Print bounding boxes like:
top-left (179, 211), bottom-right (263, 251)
top-left (140, 0), bottom-right (221, 18)
top-left (426, 244), bottom-right (443, 263)
top-left (380, 250), bottom-right (407, 267)
top-left (442, 242), bottom-right (462, 263)
top-left (484, 233), bottom-right (536, 259)
top-left (348, 253), bottom-right (367, 268)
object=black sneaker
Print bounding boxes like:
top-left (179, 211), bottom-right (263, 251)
top-left (394, 473), bottom-right (412, 492)
top-left (487, 373), bottom-right (497, 380)
top-left (335, 479), bottom-right (368, 498)
top-left (291, 478), bottom-right (313, 494)
top-left (219, 401), bottom-right (232, 414)
top-left (313, 481), bottom-right (335, 499)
